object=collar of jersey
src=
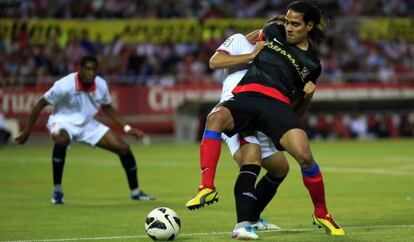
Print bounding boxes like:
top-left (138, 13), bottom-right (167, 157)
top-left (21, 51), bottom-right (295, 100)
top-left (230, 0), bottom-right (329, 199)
top-left (75, 72), bottom-right (96, 93)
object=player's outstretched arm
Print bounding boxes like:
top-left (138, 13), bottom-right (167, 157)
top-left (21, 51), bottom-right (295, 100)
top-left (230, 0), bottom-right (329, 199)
top-left (101, 104), bottom-right (144, 139)
top-left (15, 97), bottom-right (49, 144)
top-left (209, 41), bottom-right (264, 70)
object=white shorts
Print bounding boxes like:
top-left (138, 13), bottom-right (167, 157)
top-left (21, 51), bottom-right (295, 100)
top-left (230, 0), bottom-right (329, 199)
top-left (222, 131), bottom-right (278, 159)
top-left (47, 118), bottom-right (109, 146)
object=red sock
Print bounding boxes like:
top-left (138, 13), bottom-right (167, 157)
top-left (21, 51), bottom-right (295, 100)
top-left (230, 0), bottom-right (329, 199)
top-left (200, 133), bottom-right (221, 189)
top-left (302, 171), bottom-right (328, 218)
top-left (302, 162), bottom-right (329, 218)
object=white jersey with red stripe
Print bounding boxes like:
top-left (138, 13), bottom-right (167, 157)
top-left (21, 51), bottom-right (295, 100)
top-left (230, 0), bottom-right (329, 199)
top-left (216, 34), bottom-right (279, 159)
top-left (44, 72), bottom-right (112, 145)
top-left (44, 72), bottom-right (112, 126)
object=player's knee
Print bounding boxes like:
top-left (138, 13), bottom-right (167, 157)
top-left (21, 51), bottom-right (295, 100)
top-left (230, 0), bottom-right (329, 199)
top-left (206, 111), bottom-right (223, 125)
top-left (116, 143), bottom-right (131, 156)
top-left (269, 159), bottom-right (289, 178)
top-left (52, 132), bottom-right (70, 146)
top-left (280, 161), bottom-right (290, 176)
top-left (206, 108), bottom-right (230, 129)
top-left (55, 138), bottom-right (70, 146)
top-left (233, 150), bottom-right (243, 165)
top-left (294, 149), bottom-right (314, 168)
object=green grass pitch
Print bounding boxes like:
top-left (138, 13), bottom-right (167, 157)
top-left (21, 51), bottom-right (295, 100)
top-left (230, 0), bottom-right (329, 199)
top-left (1, 139), bottom-right (414, 241)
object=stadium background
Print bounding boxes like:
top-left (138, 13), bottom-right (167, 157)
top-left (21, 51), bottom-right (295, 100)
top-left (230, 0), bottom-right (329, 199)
top-left (1, 0), bottom-right (414, 143)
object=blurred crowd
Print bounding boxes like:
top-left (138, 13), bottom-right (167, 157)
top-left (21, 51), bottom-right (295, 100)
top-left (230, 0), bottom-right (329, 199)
top-left (1, 0), bottom-right (413, 19)
top-left (303, 112), bottom-right (414, 140)
top-left (1, 0), bottom-right (413, 139)
top-left (0, 0), bottom-right (414, 87)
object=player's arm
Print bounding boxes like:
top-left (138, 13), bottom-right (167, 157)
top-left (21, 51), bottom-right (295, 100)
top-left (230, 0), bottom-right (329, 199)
top-left (15, 97), bottom-right (50, 144)
top-left (291, 81), bottom-right (316, 117)
top-left (101, 104), bottom-right (144, 139)
top-left (209, 41), bottom-right (265, 70)
top-left (245, 29), bottom-right (261, 44)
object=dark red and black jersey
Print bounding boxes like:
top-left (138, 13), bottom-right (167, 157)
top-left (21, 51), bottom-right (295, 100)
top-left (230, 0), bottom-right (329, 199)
top-left (233, 23), bottom-right (321, 104)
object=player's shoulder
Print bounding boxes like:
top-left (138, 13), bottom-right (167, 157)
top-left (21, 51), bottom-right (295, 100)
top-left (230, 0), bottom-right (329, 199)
top-left (95, 75), bottom-right (109, 89)
top-left (307, 45), bottom-right (321, 64)
top-left (222, 33), bottom-right (249, 47)
top-left (53, 73), bottom-right (76, 88)
top-left (95, 75), bottom-right (107, 84)
top-left (56, 72), bottom-right (75, 82)
top-left (228, 33), bottom-right (247, 41)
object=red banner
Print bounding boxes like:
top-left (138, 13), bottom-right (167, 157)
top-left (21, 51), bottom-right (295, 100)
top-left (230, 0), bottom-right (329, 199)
top-left (2, 83), bottom-right (413, 134)
top-left (0, 84), bottom-right (221, 134)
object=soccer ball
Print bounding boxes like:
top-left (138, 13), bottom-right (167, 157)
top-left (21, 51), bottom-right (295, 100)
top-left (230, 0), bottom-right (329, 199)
top-left (145, 207), bottom-right (181, 241)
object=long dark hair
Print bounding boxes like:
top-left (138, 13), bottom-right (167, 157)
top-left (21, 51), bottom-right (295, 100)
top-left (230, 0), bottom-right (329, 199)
top-left (287, 1), bottom-right (326, 44)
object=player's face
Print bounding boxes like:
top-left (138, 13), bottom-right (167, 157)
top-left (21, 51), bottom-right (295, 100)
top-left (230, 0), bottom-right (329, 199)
top-left (284, 10), bottom-right (313, 46)
top-left (79, 61), bottom-right (98, 87)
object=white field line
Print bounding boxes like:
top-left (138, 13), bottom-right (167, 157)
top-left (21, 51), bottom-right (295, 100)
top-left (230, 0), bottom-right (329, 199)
top-left (287, 164), bottom-right (414, 176)
top-left (7, 156), bottom-right (414, 176)
top-left (4, 224), bottom-right (414, 242)
top-left (320, 166), bottom-right (414, 176)
top-left (395, 163), bottom-right (414, 170)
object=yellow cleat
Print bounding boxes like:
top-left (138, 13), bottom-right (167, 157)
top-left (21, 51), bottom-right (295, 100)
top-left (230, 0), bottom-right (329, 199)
top-left (186, 187), bottom-right (219, 210)
top-left (312, 214), bottom-right (345, 235)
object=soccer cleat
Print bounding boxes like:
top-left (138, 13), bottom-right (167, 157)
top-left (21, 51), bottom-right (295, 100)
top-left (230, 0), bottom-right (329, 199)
top-left (312, 214), bottom-right (345, 235)
top-left (51, 191), bottom-right (64, 205)
top-left (185, 187), bottom-right (219, 210)
top-left (251, 217), bottom-right (280, 231)
top-left (232, 225), bottom-right (259, 240)
top-left (131, 190), bottom-right (155, 201)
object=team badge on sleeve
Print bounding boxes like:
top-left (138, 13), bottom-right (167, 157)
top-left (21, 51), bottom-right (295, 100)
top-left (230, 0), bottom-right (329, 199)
top-left (223, 37), bottom-right (234, 47)
top-left (49, 91), bottom-right (56, 97)
top-left (48, 90), bottom-right (58, 100)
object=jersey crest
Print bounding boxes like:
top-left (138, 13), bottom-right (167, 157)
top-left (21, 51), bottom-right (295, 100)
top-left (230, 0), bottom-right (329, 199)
top-left (299, 67), bottom-right (310, 82)
top-left (222, 37), bottom-right (234, 47)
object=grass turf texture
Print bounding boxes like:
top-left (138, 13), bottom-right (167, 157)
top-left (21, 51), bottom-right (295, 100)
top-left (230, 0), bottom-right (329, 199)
top-left (1, 139), bottom-right (413, 241)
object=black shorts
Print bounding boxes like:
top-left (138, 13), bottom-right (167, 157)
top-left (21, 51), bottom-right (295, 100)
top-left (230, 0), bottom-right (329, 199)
top-left (219, 92), bottom-right (304, 149)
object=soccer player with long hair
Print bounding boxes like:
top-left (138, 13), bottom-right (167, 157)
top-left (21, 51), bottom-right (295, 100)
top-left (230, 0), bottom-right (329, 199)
top-left (187, 1), bottom-right (345, 237)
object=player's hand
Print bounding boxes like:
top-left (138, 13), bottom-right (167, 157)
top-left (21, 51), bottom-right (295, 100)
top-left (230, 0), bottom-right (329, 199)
top-left (127, 128), bottom-right (145, 139)
top-left (250, 41), bottom-right (265, 59)
top-left (303, 81), bottom-right (316, 98)
top-left (15, 130), bottom-right (30, 144)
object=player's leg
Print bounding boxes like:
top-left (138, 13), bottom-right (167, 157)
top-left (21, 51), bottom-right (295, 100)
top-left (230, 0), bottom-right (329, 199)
top-left (95, 129), bottom-right (154, 200)
top-left (232, 142), bottom-right (261, 240)
top-left (200, 106), bottom-right (234, 189)
top-left (261, 100), bottom-right (344, 235)
top-left (239, 133), bottom-right (288, 230)
top-left (251, 151), bottom-right (288, 230)
top-left (279, 129), bottom-right (326, 215)
top-left (252, 132), bottom-right (289, 229)
top-left (49, 128), bottom-right (70, 205)
top-left (235, 143), bottom-right (261, 223)
top-left (187, 95), bottom-right (259, 210)
top-left (279, 128), bottom-right (344, 235)
top-left (222, 134), bottom-right (261, 238)
top-left (186, 106), bottom-right (234, 210)
top-left (77, 119), bottom-right (153, 201)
